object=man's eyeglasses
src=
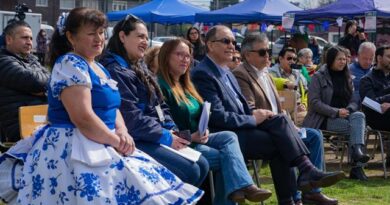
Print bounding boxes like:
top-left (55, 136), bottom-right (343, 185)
top-left (250, 49), bottom-right (270, 57)
top-left (121, 14), bottom-right (140, 29)
top-left (287, 56), bottom-right (297, 61)
top-left (232, 56), bottom-right (241, 62)
top-left (211, 38), bottom-right (237, 46)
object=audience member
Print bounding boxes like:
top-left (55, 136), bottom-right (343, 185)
top-left (4, 8), bottom-right (203, 204)
top-left (338, 20), bottom-right (366, 59)
top-left (360, 45), bottom-right (390, 161)
top-left (191, 25), bottom-right (344, 205)
top-left (158, 38), bottom-right (271, 204)
top-left (227, 50), bottom-right (242, 70)
top-left (269, 47), bottom-right (309, 124)
top-left (144, 45), bottom-right (160, 74)
top-left (0, 21), bottom-right (49, 143)
top-left (303, 46), bottom-right (369, 181)
top-left (36, 29), bottom-right (47, 65)
top-left (100, 14), bottom-right (209, 186)
top-left (309, 37), bottom-right (320, 65)
top-left (349, 42), bottom-right (376, 101)
top-left (233, 33), bottom-right (338, 205)
top-left (186, 26), bottom-right (206, 61)
top-left (298, 48), bottom-right (317, 77)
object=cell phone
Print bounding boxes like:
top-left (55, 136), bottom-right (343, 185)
top-left (175, 130), bottom-right (192, 143)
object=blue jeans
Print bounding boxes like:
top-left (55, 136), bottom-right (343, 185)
top-left (194, 131), bottom-right (253, 205)
top-left (294, 128), bottom-right (324, 201)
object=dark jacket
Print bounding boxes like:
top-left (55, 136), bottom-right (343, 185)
top-left (338, 34), bottom-right (365, 57)
top-left (359, 68), bottom-right (390, 130)
top-left (303, 65), bottom-right (358, 129)
top-left (99, 52), bottom-right (177, 144)
top-left (0, 49), bottom-right (49, 142)
top-left (191, 56), bottom-right (257, 130)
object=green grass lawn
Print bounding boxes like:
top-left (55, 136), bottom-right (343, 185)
top-left (242, 145), bottom-right (390, 205)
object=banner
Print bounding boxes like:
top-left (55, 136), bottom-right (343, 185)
top-left (364, 11), bottom-right (377, 33)
top-left (282, 13), bottom-right (295, 30)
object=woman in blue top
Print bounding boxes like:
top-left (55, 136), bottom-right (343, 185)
top-left (99, 15), bottom-right (209, 187)
top-left (157, 38), bottom-right (272, 204)
top-left (6, 8), bottom-right (203, 204)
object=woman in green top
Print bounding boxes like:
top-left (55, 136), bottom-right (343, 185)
top-left (157, 38), bottom-right (272, 204)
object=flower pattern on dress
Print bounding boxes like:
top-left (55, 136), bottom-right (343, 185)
top-left (114, 180), bottom-right (142, 205)
top-left (47, 159), bottom-right (58, 170)
top-left (43, 128), bottom-right (60, 151)
top-left (52, 79), bottom-right (68, 99)
top-left (32, 174), bottom-right (44, 199)
top-left (139, 167), bottom-right (160, 184)
top-left (110, 159), bottom-right (124, 171)
top-left (68, 173), bottom-right (102, 201)
top-left (59, 191), bottom-right (69, 204)
top-left (154, 166), bottom-right (176, 185)
top-left (49, 176), bottom-right (58, 194)
top-left (28, 149), bottom-right (41, 174)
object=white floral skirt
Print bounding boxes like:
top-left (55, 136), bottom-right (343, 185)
top-left (15, 126), bottom-right (203, 205)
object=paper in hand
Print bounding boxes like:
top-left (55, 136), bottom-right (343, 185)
top-left (362, 97), bottom-right (383, 114)
top-left (198, 101), bottom-right (211, 136)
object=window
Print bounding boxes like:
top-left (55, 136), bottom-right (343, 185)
top-left (112, 1), bottom-right (127, 11)
top-left (36, 0), bottom-right (48, 7)
top-left (82, 0), bottom-right (99, 10)
top-left (60, 0), bottom-right (75, 10)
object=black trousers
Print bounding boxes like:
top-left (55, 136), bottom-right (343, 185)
top-left (214, 114), bottom-right (309, 203)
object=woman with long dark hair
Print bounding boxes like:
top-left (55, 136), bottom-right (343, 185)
top-left (303, 46), bottom-right (369, 181)
top-left (99, 14), bottom-right (209, 187)
top-left (186, 27), bottom-right (206, 61)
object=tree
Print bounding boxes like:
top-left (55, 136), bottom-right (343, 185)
top-left (318, 0), bottom-right (337, 6)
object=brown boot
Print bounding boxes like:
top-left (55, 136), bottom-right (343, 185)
top-left (228, 185), bottom-right (272, 203)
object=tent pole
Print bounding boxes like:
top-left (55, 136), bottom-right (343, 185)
top-left (338, 27), bottom-right (341, 43)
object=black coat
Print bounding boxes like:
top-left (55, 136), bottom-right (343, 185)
top-left (0, 49), bottom-right (49, 142)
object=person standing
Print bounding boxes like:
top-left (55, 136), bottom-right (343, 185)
top-left (338, 20), bottom-right (366, 59)
top-left (186, 27), bottom-right (206, 61)
top-left (0, 21), bottom-right (49, 143)
top-left (36, 29), bottom-right (47, 65)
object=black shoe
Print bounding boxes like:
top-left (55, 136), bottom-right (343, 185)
top-left (349, 167), bottom-right (368, 181)
top-left (297, 169), bottom-right (345, 192)
top-left (351, 144), bottom-right (370, 163)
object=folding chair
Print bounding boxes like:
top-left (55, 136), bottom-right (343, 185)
top-left (19, 104), bottom-right (48, 139)
top-left (249, 159), bottom-right (265, 205)
top-left (366, 126), bottom-right (390, 179)
top-left (321, 130), bottom-right (349, 170)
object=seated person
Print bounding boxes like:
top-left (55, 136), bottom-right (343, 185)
top-left (360, 45), bottom-right (390, 162)
top-left (269, 47), bottom-right (308, 125)
top-left (158, 38), bottom-right (272, 204)
top-left (144, 45), bottom-right (160, 75)
top-left (227, 50), bottom-right (242, 70)
top-left (298, 48), bottom-right (317, 77)
top-left (99, 14), bottom-right (209, 187)
top-left (303, 46), bottom-right (370, 181)
top-left (192, 25), bottom-right (344, 205)
top-left (0, 21), bottom-right (50, 143)
top-left (349, 42), bottom-right (376, 102)
top-left (233, 32), bottom-right (338, 205)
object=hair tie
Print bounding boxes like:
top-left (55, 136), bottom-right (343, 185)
top-left (56, 12), bottom-right (69, 36)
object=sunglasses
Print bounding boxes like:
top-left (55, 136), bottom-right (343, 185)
top-left (250, 49), bottom-right (270, 57)
top-left (232, 56), bottom-right (241, 62)
top-left (121, 14), bottom-right (140, 29)
top-left (211, 38), bottom-right (237, 46)
top-left (287, 56), bottom-right (297, 61)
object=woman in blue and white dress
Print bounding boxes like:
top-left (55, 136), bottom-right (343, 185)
top-left (14, 7), bottom-right (203, 204)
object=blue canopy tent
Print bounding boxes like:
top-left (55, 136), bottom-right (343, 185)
top-left (288, 0), bottom-right (390, 21)
top-left (106, 0), bottom-right (207, 24)
top-left (195, 0), bottom-right (302, 23)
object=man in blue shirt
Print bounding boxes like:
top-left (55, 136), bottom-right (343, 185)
top-left (349, 42), bottom-right (376, 102)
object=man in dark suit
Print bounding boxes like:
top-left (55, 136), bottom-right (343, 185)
top-left (191, 25), bottom-right (344, 205)
top-left (233, 33), bottom-right (338, 205)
